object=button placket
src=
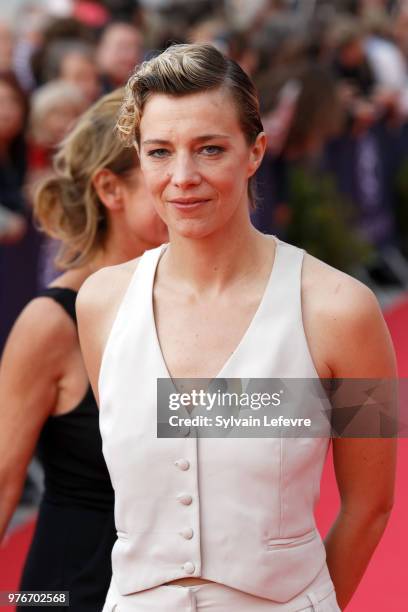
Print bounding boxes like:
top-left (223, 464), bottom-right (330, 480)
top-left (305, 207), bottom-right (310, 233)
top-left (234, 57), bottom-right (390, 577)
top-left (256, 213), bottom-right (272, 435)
top-left (175, 437), bottom-right (201, 577)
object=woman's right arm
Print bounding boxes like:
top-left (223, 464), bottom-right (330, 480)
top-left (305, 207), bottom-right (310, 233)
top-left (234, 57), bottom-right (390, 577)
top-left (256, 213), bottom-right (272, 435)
top-left (0, 299), bottom-right (71, 542)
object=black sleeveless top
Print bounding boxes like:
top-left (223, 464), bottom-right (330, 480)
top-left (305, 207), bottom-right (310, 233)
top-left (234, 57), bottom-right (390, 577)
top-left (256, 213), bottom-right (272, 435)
top-left (36, 287), bottom-right (114, 510)
top-left (19, 287), bottom-right (115, 610)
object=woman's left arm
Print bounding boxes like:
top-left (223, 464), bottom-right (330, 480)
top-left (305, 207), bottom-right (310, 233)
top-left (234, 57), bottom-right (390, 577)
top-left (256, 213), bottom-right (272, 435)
top-left (320, 280), bottom-right (397, 610)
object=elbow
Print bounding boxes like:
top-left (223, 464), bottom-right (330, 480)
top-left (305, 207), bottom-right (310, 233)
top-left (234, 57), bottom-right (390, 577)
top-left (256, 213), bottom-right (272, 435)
top-left (0, 469), bottom-right (26, 504)
top-left (0, 474), bottom-right (26, 544)
top-left (369, 494), bottom-right (395, 519)
top-left (374, 499), bottom-right (395, 521)
top-left (365, 501), bottom-right (395, 539)
top-left (342, 496), bottom-right (395, 526)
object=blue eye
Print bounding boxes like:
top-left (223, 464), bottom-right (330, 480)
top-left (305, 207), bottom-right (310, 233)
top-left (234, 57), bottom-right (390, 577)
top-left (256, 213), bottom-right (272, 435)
top-left (148, 149), bottom-right (170, 158)
top-left (201, 145), bottom-right (224, 156)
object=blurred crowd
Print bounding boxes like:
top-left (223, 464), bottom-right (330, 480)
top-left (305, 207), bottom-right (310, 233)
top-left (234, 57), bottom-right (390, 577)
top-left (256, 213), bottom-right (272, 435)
top-left (2, 0), bottom-right (408, 354)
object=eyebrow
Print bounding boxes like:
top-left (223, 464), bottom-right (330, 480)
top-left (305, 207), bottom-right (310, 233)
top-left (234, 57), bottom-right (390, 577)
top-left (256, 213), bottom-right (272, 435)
top-left (142, 134), bottom-right (231, 146)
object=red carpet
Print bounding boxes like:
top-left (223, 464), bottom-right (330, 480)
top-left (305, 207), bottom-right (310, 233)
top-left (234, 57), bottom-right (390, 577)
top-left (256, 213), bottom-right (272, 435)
top-left (0, 518), bottom-right (36, 611)
top-left (1, 298), bottom-right (408, 610)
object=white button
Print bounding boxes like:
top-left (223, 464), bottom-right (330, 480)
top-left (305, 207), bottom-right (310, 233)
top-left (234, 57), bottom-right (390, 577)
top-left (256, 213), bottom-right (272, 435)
top-left (183, 561), bottom-right (195, 574)
top-left (180, 527), bottom-right (194, 540)
top-left (177, 494), bottom-right (193, 506)
top-left (175, 458), bottom-right (190, 471)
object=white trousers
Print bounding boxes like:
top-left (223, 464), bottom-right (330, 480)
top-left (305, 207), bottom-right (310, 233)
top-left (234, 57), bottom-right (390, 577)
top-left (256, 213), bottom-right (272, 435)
top-left (102, 578), bottom-right (341, 612)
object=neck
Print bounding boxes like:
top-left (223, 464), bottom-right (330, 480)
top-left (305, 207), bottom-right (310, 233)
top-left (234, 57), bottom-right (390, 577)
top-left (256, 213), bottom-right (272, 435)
top-left (163, 205), bottom-right (271, 295)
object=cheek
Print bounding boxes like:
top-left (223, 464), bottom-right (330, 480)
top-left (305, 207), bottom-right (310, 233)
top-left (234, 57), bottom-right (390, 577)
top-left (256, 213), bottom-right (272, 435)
top-left (208, 154), bottom-right (249, 196)
top-left (133, 201), bottom-right (156, 225)
top-left (130, 198), bottom-right (168, 239)
top-left (140, 163), bottom-right (166, 197)
top-left (128, 182), bottom-right (164, 221)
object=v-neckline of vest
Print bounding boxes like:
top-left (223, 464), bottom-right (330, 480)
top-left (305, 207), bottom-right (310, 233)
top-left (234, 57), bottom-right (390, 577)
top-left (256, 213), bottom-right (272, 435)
top-left (150, 235), bottom-right (281, 385)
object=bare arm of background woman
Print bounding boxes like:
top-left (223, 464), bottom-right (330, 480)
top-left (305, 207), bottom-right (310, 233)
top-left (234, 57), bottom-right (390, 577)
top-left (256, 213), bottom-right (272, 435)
top-left (0, 299), bottom-right (75, 542)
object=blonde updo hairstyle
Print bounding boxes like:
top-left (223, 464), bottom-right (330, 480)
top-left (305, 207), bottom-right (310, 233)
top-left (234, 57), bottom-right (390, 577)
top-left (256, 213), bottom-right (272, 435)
top-left (35, 88), bottom-right (138, 268)
top-left (116, 43), bottom-right (264, 209)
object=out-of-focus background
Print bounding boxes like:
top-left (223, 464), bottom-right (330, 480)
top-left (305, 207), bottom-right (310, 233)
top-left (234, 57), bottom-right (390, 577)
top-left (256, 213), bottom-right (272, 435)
top-left (0, 0), bottom-right (408, 610)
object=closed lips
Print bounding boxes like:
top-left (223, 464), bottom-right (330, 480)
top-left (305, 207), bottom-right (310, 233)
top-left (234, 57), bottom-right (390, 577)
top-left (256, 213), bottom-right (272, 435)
top-left (169, 199), bottom-right (210, 205)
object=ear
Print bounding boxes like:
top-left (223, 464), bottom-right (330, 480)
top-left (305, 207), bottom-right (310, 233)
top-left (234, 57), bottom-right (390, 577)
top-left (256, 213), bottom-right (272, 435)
top-left (92, 168), bottom-right (124, 211)
top-left (247, 131), bottom-right (267, 178)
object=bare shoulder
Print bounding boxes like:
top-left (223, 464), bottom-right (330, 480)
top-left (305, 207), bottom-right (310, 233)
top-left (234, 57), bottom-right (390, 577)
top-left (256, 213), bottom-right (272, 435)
top-left (301, 253), bottom-right (396, 377)
top-left (1, 296), bottom-right (78, 380)
top-left (76, 257), bottom-right (140, 317)
top-left (302, 252), bottom-right (379, 321)
top-left (11, 296), bottom-right (78, 349)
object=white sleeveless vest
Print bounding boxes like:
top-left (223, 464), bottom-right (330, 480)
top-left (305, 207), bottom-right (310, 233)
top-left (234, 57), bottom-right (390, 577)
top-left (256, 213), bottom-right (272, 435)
top-left (98, 238), bottom-right (334, 602)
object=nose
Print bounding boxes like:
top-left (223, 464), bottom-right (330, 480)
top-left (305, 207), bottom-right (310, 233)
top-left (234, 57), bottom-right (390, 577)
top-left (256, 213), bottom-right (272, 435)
top-left (170, 152), bottom-right (201, 189)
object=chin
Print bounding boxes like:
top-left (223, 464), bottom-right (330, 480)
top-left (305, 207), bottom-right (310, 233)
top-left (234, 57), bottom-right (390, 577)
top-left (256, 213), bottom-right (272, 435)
top-left (168, 217), bottom-right (224, 240)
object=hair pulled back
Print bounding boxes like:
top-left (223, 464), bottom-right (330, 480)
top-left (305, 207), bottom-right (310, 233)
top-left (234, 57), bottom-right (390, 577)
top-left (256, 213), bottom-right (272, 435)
top-left (35, 88), bottom-right (138, 269)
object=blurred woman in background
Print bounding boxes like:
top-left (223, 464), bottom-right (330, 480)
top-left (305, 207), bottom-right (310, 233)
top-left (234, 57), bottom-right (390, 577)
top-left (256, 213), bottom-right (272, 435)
top-left (27, 79), bottom-right (87, 187)
top-left (26, 79), bottom-right (88, 286)
top-left (0, 72), bottom-right (28, 243)
top-left (0, 72), bottom-right (31, 354)
top-left (0, 88), bottom-right (168, 611)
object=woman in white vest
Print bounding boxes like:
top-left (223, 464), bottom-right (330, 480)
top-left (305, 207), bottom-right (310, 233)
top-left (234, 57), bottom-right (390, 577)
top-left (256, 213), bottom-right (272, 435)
top-left (77, 44), bottom-right (397, 611)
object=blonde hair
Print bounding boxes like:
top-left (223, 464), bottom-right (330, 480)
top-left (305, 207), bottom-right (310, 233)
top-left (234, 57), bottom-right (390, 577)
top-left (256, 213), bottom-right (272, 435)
top-left (34, 88), bottom-right (138, 269)
top-left (116, 43), bottom-right (264, 207)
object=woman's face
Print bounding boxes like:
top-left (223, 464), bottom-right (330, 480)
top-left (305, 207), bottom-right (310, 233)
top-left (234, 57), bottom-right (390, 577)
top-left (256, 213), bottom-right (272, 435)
top-left (0, 82), bottom-right (25, 144)
top-left (120, 167), bottom-right (169, 250)
top-left (60, 53), bottom-right (100, 105)
top-left (138, 88), bottom-right (265, 240)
